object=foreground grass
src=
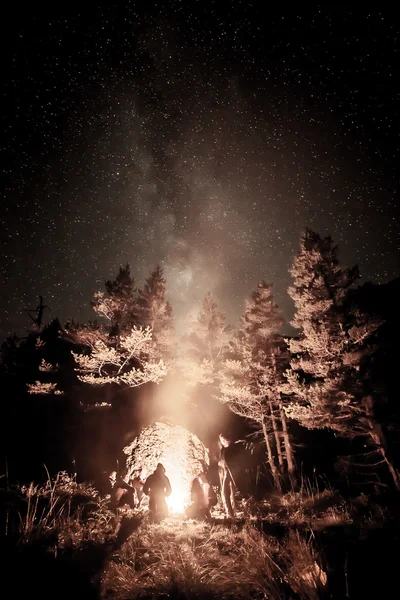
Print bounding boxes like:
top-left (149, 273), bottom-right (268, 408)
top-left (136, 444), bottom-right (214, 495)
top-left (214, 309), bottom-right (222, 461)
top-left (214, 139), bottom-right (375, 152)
top-left (1, 473), bottom-right (398, 599)
top-left (102, 518), bottom-right (325, 600)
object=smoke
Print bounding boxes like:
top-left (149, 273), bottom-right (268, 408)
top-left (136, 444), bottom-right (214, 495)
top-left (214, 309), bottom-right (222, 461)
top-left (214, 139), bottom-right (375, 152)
top-left (119, 59), bottom-right (273, 328)
top-left (77, 43), bottom-right (270, 330)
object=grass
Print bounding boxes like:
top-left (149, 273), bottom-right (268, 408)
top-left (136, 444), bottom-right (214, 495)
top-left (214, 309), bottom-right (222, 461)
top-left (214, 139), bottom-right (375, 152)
top-left (253, 487), bottom-right (353, 529)
top-left (102, 518), bottom-right (325, 599)
top-left (1, 470), bottom-right (118, 548)
top-left (1, 472), bottom-right (398, 599)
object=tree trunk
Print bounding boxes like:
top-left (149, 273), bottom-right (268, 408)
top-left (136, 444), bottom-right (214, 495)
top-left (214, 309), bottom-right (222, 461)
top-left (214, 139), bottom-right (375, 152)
top-left (364, 396), bottom-right (400, 491)
top-left (368, 423), bottom-right (400, 492)
top-left (262, 415), bottom-right (281, 490)
top-left (270, 400), bottom-right (284, 472)
top-left (279, 399), bottom-right (295, 479)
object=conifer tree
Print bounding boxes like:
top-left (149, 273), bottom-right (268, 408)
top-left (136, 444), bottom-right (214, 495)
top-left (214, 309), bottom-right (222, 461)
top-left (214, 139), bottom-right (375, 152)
top-left (179, 292), bottom-right (231, 387)
top-left (136, 265), bottom-right (175, 359)
top-left (72, 325), bottom-right (167, 388)
top-left (220, 282), bottom-right (294, 488)
top-left (71, 264), bottom-right (168, 390)
top-left (241, 281), bottom-right (284, 345)
top-left (285, 229), bottom-right (400, 490)
top-left (91, 264), bottom-right (139, 337)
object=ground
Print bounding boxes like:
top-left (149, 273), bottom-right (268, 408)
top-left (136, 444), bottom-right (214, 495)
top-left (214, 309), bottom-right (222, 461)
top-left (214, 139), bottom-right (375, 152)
top-left (0, 472), bottom-right (398, 599)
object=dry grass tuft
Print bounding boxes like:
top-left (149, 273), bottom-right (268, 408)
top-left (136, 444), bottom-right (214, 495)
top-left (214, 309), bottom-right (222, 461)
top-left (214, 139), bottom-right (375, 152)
top-left (247, 477), bottom-right (352, 529)
top-left (1, 471), bottom-right (119, 549)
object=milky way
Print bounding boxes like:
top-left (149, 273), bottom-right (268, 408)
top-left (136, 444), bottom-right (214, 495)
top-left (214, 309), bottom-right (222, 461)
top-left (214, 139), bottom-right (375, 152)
top-left (1, 6), bottom-right (399, 339)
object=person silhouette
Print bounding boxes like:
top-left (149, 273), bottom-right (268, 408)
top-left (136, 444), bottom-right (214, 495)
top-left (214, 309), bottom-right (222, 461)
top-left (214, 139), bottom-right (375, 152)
top-left (110, 469), bottom-right (136, 513)
top-left (131, 468), bottom-right (146, 508)
top-left (142, 463), bottom-right (172, 522)
top-left (186, 471), bottom-right (217, 520)
top-left (218, 434), bottom-right (237, 518)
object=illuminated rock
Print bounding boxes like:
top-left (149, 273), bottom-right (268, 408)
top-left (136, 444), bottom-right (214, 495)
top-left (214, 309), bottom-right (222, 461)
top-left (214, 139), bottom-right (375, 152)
top-left (123, 420), bottom-right (209, 514)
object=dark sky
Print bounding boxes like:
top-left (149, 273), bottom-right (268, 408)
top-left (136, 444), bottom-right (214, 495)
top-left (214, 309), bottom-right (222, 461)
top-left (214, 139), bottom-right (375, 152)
top-left (1, 4), bottom-right (399, 340)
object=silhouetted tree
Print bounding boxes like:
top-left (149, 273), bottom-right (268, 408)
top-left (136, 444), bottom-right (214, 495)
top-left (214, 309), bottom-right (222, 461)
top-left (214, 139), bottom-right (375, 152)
top-left (0, 318), bottom-right (80, 481)
top-left (285, 229), bottom-right (399, 490)
top-left (0, 334), bottom-right (21, 380)
top-left (92, 264), bottom-right (139, 337)
top-left (25, 296), bottom-right (51, 331)
top-left (0, 318), bottom-right (72, 396)
top-left (136, 265), bottom-right (175, 359)
top-left (18, 319), bottom-right (77, 396)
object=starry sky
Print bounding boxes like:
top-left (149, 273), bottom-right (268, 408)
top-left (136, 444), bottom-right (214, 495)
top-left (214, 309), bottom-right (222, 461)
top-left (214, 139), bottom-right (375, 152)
top-left (1, 4), bottom-right (399, 340)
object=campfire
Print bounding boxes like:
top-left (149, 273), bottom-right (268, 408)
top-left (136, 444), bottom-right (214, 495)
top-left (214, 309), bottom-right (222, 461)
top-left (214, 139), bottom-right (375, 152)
top-left (124, 420), bottom-right (210, 514)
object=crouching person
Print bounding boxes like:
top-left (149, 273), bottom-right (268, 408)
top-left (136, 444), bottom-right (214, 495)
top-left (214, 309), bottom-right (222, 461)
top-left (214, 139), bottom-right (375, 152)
top-left (110, 469), bottom-right (136, 513)
top-left (131, 468), bottom-right (146, 508)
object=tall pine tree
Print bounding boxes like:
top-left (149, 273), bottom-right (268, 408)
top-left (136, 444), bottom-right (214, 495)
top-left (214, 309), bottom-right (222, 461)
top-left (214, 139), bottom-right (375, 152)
top-left (285, 229), bottom-right (399, 490)
top-left (136, 265), bottom-right (175, 359)
top-left (92, 264), bottom-right (139, 337)
top-left (220, 282), bottom-right (294, 488)
top-left (179, 292), bottom-right (231, 387)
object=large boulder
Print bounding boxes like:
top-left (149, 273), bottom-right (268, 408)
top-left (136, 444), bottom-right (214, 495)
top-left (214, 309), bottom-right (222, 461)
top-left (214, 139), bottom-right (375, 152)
top-left (123, 420), bottom-right (209, 513)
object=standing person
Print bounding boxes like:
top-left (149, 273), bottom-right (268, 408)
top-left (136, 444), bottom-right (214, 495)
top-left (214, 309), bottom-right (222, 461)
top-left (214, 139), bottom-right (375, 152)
top-left (186, 477), bottom-right (208, 520)
top-left (185, 471), bottom-right (216, 521)
top-left (143, 463), bottom-right (172, 522)
top-left (198, 471), bottom-right (217, 520)
top-left (218, 434), bottom-right (237, 518)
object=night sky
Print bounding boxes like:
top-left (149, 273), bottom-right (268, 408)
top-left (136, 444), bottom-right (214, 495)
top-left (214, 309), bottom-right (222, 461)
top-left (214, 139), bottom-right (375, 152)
top-left (1, 4), bottom-right (399, 340)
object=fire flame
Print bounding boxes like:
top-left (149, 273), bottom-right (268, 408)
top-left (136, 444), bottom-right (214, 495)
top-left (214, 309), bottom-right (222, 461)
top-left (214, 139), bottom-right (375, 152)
top-left (165, 466), bottom-right (191, 514)
top-left (124, 421), bottom-right (209, 516)
top-left (166, 487), bottom-right (188, 514)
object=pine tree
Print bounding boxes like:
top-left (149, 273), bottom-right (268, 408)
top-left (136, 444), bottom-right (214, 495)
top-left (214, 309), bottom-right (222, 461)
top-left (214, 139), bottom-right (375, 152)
top-left (72, 325), bottom-right (167, 388)
top-left (179, 292), bottom-right (232, 387)
top-left (136, 265), bottom-right (175, 359)
top-left (285, 229), bottom-right (399, 490)
top-left (26, 319), bottom-right (76, 396)
top-left (91, 264), bottom-right (139, 336)
top-left (241, 282), bottom-right (295, 479)
top-left (241, 281), bottom-right (284, 346)
top-left (220, 282), bottom-right (294, 488)
top-left (71, 264), bottom-right (168, 391)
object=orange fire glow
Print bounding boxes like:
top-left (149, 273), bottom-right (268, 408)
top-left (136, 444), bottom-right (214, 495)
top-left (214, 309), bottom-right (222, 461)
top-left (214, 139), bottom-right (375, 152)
top-left (124, 420), bottom-right (209, 516)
